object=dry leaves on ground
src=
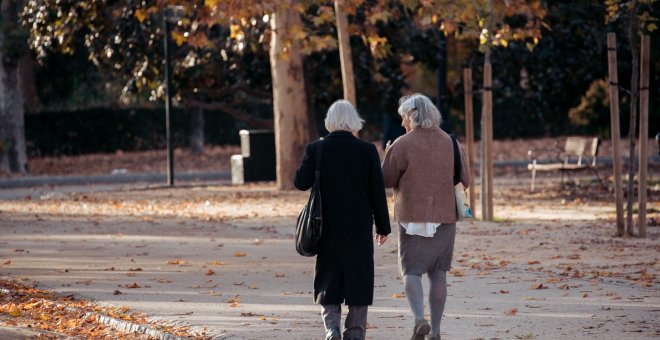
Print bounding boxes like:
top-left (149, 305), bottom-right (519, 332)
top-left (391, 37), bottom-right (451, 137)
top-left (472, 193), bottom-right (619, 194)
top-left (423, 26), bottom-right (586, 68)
top-left (0, 279), bottom-right (208, 339)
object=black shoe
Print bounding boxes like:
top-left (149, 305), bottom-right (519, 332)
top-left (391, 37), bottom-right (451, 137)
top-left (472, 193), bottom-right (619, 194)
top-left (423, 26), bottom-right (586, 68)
top-left (411, 319), bottom-right (430, 340)
top-left (325, 326), bottom-right (341, 340)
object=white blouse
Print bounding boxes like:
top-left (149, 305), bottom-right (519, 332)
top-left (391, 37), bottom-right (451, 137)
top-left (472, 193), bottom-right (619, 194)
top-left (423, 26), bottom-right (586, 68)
top-left (400, 222), bottom-right (442, 237)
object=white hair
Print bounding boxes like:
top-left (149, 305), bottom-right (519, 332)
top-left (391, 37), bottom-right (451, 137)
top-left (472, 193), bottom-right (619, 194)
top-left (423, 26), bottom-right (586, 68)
top-left (397, 93), bottom-right (442, 129)
top-left (324, 99), bottom-right (364, 132)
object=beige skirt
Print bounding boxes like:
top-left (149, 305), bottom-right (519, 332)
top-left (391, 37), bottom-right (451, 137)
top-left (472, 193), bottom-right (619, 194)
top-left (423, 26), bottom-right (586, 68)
top-left (398, 223), bottom-right (456, 276)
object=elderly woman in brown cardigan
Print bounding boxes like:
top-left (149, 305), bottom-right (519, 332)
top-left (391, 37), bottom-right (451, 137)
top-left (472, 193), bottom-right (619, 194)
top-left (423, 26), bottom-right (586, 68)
top-left (381, 94), bottom-right (470, 340)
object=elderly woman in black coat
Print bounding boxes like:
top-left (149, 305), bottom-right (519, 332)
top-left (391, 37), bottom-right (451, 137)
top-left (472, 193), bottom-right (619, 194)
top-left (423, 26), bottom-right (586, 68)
top-left (294, 99), bottom-right (391, 340)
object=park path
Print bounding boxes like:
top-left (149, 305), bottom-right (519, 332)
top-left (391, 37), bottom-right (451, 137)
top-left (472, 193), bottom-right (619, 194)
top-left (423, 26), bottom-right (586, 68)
top-left (0, 183), bottom-right (658, 339)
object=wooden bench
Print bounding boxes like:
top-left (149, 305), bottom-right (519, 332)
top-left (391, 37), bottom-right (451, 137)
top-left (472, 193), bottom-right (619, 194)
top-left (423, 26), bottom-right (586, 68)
top-left (527, 137), bottom-right (604, 191)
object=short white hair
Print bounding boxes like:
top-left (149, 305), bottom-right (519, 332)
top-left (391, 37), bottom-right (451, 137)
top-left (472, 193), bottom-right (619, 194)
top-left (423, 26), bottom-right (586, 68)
top-left (398, 93), bottom-right (442, 129)
top-left (324, 99), bottom-right (364, 132)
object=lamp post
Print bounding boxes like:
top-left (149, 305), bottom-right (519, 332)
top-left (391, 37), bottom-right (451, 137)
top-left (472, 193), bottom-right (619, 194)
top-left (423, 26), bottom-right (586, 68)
top-left (163, 6), bottom-right (184, 186)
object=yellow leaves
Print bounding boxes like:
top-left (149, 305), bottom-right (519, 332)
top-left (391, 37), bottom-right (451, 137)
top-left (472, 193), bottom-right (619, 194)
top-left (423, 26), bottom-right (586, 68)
top-left (391, 292), bottom-right (406, 298)
top-left (305, 35), bottom-right (337, 53)
top-left (233, 252), bottom-right (246, 257)
top-left (7, 306), bottom-right (22, 317)
top-left (367, 11), bottom-right (391, 25)
top-left (479, 29), bottom-right (489, 45)
top-left (171, 31), bottom-right (186, 47)
top-left (312, 5), bottom-right (335, 26)
top-left (134, 9), bottom-right (147, 23)
top-left (367, 35), bottom-right (389, 58)
top-left (204, 0), bottom-right (220, 9)
top-left (0, 280), bottom-right (155, 338)
top-left (229, 24), bottom-right (242, 40)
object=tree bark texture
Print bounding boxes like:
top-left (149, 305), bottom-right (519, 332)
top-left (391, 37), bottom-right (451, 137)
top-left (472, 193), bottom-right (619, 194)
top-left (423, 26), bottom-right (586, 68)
top-left (0, 0), bottom-right (28, 174)
top-left (270, 5), bottom-right (309, 190)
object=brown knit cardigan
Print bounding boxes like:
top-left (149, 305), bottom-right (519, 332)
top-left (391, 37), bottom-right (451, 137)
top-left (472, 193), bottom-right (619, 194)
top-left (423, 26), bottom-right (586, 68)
top-left (381, 126), bottom-right (471, 223)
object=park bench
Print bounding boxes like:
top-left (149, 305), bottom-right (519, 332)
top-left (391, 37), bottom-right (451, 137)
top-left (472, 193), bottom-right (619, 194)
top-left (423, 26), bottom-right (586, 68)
top-left (527, 136), bottom-right (604, 191)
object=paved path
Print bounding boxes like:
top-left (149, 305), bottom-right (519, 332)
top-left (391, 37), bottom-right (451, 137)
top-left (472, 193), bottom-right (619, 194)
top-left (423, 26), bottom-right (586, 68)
top-left (0, 185), bottom-right (658, 339)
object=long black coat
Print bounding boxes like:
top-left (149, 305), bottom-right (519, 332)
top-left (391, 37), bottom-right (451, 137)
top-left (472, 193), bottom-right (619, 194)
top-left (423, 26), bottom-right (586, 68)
top-left (294, 131), bottom-right (391, 306)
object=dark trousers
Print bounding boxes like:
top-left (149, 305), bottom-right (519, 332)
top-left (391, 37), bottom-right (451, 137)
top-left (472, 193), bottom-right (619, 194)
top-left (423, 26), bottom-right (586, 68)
top-left (321, 304), bottom-right (368, 340)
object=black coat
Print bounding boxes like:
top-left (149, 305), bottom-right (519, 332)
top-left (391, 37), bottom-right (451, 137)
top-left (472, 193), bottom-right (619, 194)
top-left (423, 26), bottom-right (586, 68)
top-left (294, 131), bottom-right (391, 306)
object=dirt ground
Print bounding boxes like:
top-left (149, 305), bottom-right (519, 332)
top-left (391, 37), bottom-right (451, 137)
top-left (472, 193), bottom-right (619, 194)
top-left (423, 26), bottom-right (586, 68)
top-left (6, 137), bottom-right (659, 178)
top-left (0, 179), bottom-right (658, 339)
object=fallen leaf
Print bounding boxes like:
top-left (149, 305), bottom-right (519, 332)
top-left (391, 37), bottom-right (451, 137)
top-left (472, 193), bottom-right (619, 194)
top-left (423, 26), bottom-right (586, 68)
top-left (173, 311), bottom-right (194, 316)
top-left (167, 259), bottom-right (189, 265)
top-left (227, 296), bottom-right (240, 307)
top-left (241, 312), bottom-right (261, 317)
top-left (392, 292), bottom-right (406, 298)
top-left (233, 252), bottom-right (246, 257)
top-left (449, 269), bottom-right (465, 277)
top-left (125, 283), bottom-right (141, 289)
top-left (527, 260), bottom-right (540, 265)
top-left (206, 269), bottom-right (216, 276)
top-left (505, 308), bottom-right (518, 316)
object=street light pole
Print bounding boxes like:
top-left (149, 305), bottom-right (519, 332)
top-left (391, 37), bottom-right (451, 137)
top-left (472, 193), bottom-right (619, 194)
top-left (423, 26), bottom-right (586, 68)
top-left (163, 8), bottom-right (177, 187)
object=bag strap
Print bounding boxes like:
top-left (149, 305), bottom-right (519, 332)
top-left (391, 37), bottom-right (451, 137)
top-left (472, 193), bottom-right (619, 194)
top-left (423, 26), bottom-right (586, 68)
top-left (314, 141), bottom-right (322, 183)
top-left (450, 135), bottom-right (461, 186)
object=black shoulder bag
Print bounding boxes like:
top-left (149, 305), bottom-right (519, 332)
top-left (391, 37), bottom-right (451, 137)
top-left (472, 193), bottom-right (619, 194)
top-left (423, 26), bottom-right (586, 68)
top-left (295, 142), bottom-right (323, 256)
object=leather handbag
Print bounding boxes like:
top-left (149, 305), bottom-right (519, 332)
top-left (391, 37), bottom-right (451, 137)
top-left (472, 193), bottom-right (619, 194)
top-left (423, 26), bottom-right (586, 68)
top-left (295, 142), bottom-right (323, 256)
top-left (451, 135), bottom-right (473, 220)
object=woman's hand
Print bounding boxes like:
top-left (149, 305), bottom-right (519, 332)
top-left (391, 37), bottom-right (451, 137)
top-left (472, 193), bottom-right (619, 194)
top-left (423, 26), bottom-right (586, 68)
top-left (375, 234), bottom-right (388, 246)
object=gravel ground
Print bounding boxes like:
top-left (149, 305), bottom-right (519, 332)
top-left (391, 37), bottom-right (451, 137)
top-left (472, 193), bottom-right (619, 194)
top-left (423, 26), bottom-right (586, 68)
top-left (0, 181), bottom-right (658, 339)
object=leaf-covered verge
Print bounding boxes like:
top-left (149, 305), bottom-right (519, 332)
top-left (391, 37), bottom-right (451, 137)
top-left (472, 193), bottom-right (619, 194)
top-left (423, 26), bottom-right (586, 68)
top-left (0, 279), bottom-right (209, 339)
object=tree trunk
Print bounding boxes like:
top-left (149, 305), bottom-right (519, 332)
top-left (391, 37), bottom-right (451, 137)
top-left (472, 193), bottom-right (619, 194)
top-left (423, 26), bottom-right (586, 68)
top-left (637, 34), bottom-right (650, 238)
top-left (270, 5), bottom-right (309, 190)
top-left (606, 32), bottom-right (625, 236)
top-left (19, 54), bottom-right (38, 112)
top-left (0, 0), bottom-right (28, 174)
top-left (481, 50), bottom-right (493, 221)
top-left (437, 30), bottom-right (450, 133)
top-left (190, 106), bottom-right (204, 155)
top-left (334, 0), bottom-right (356, 107)
top-left (625, 0), bottom-right (639, 236)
